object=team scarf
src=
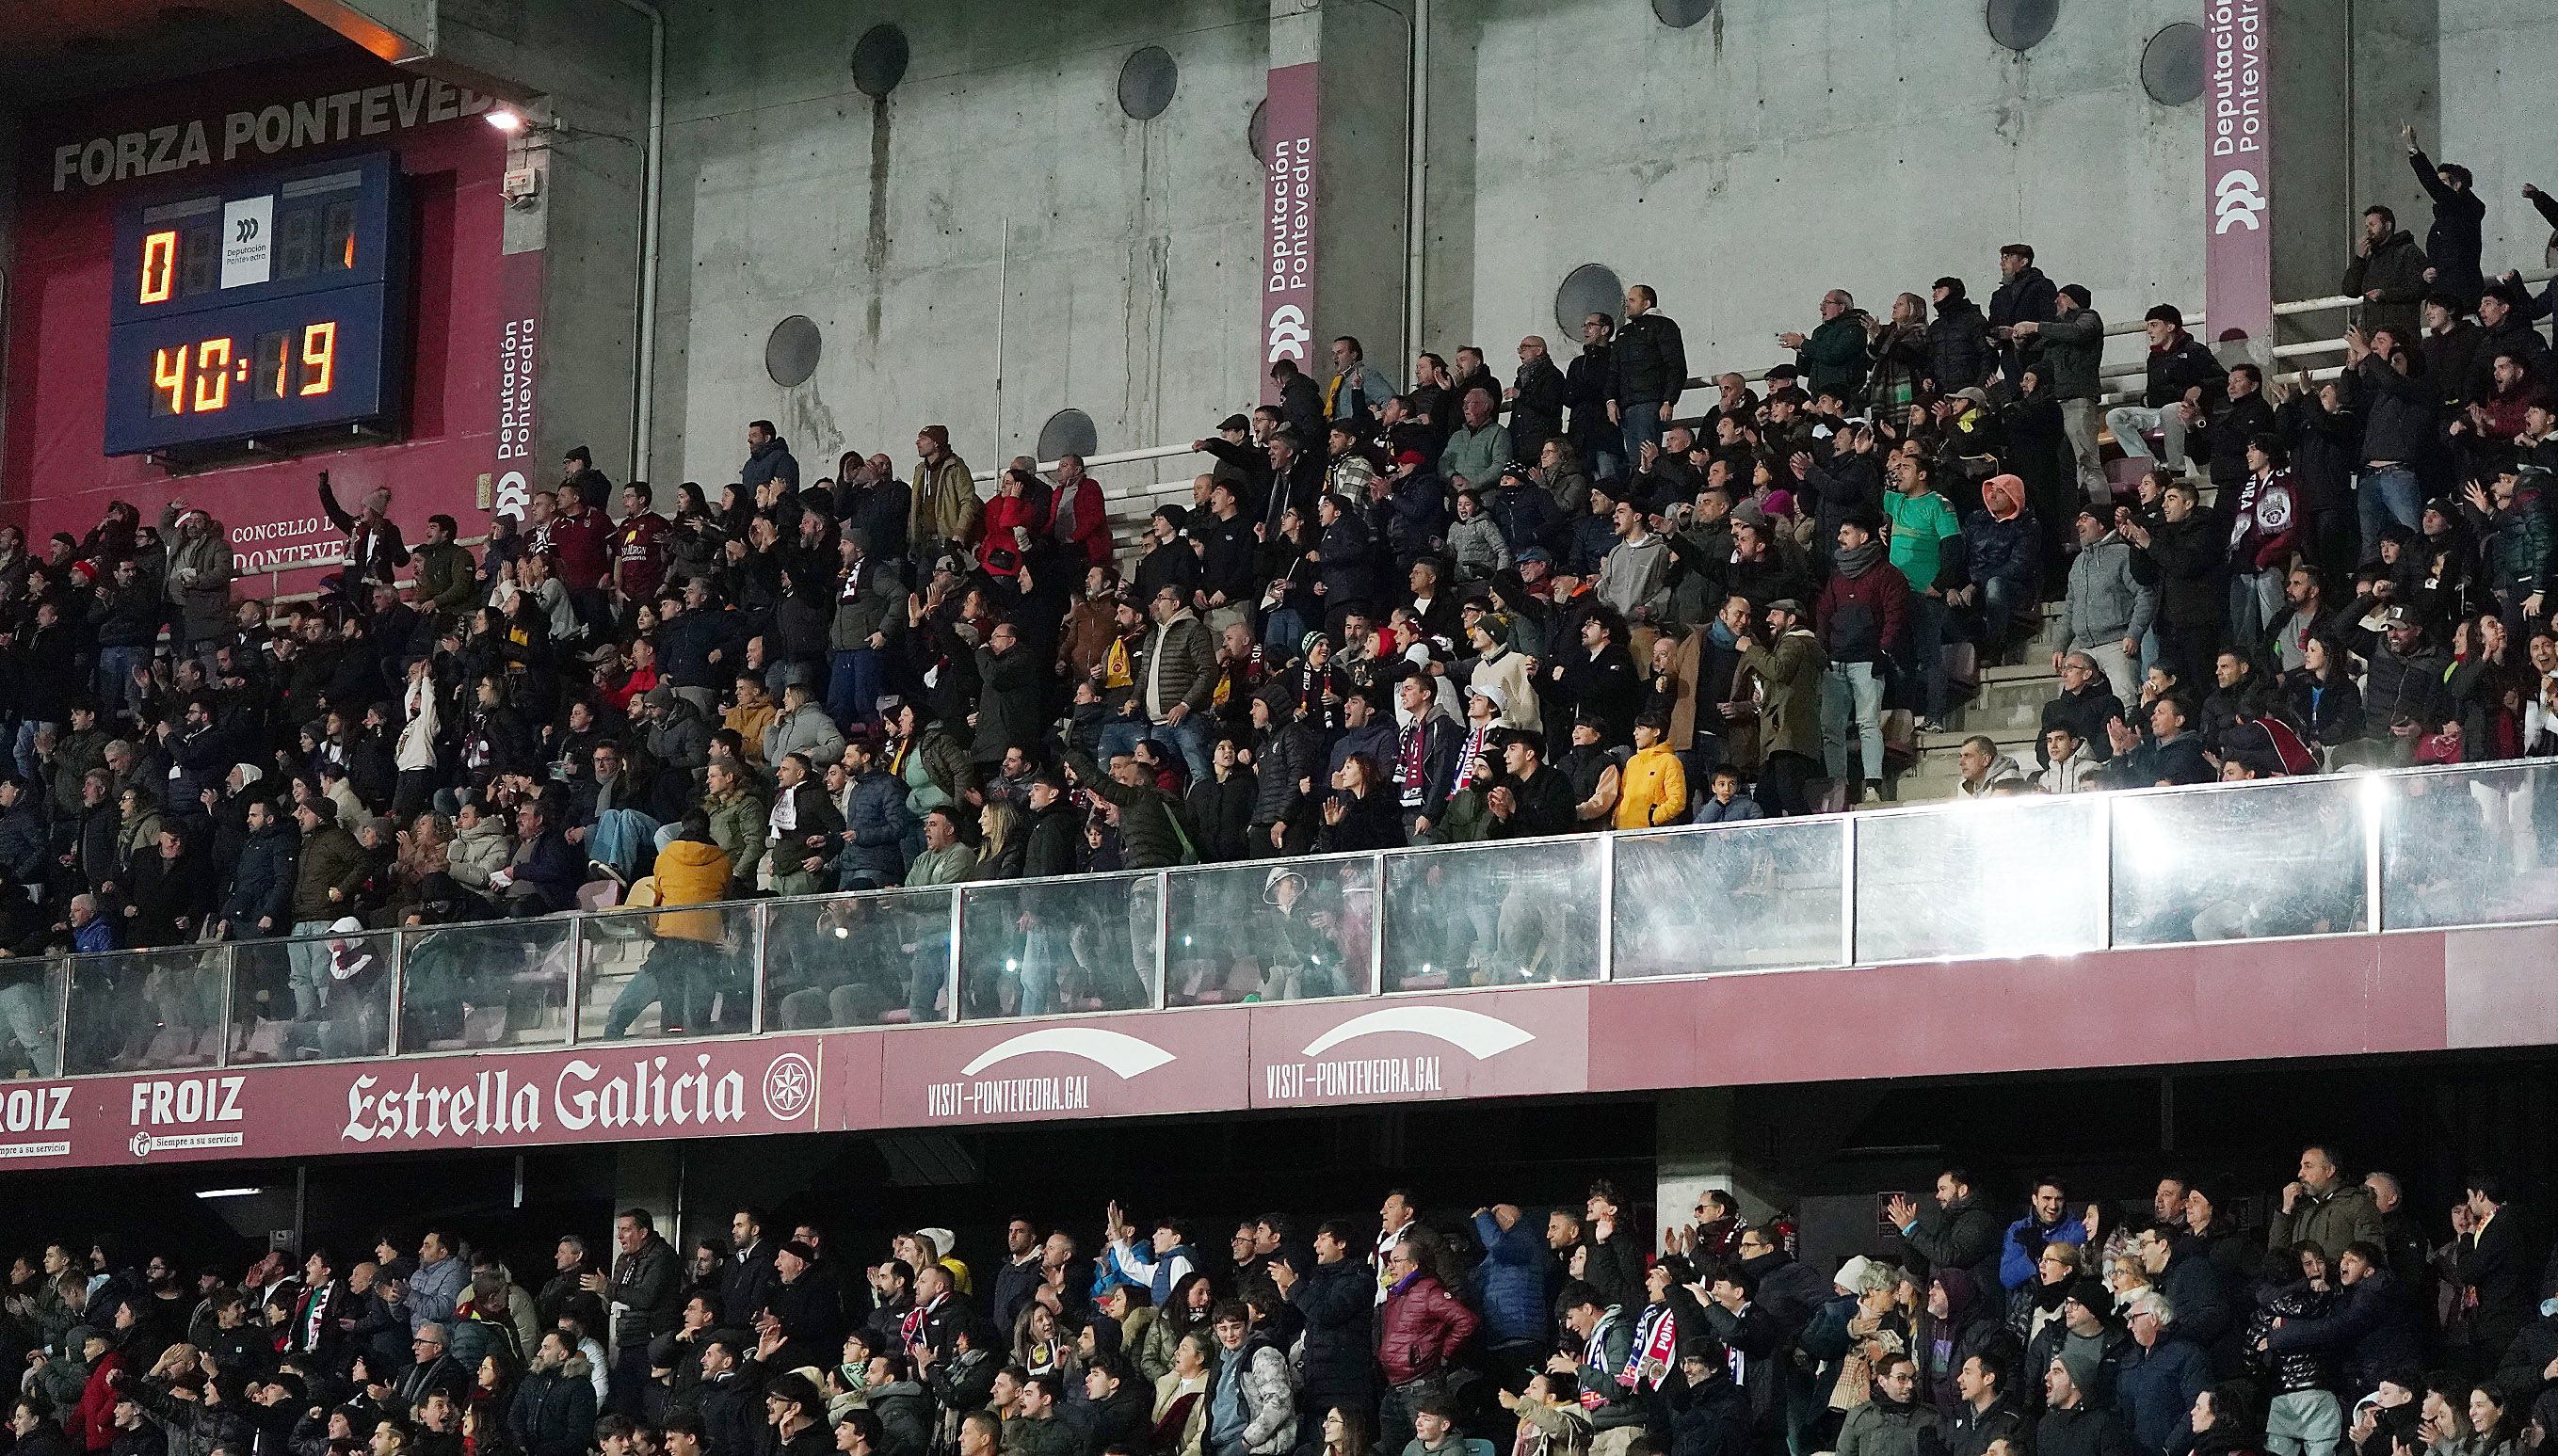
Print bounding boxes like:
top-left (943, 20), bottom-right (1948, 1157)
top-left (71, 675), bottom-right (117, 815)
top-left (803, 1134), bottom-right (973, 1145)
top-left (1396, 720), bottom-right (1430, 808)
top-left (1453, 723), bottom-right (1494, 792)
top-left (1577, 1307), bottom-right (1624, 1407)
top-left (1625, 1304), bottom-right (1679, 1389)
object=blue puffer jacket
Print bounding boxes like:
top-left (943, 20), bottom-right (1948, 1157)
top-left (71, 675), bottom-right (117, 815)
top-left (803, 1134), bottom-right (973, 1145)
top-left (1470, 1210), bottom-right (1549, 1347)
top-left (840, 771), bottom-right (914, 884)
top-left (1998, 1213), bottom-right (2089, 1291)
top-left (1962, 508), bottom-right (2040, 594)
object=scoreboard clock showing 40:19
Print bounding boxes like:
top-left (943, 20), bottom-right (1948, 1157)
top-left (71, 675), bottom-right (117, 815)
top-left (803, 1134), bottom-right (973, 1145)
top-left (103, 152), bottom-right (412, 458)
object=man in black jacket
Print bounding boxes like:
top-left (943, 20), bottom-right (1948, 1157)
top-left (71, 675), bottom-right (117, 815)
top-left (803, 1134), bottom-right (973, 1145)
top-left (1486, 731), bottom-right (1577, 840)
top-left (1888, 1169), bottom-right (2004, 1299)
top-left (1564, 314), bottom-right (1618, 480)
top-left (1607, 285), bottom-right (1688, 475)
top-left (2103, 306), bottom-right (2225, 480)
top-left (1507, 336), bottom-right (1567, 461)
top-left (1273, 1222), bottom-right (1374, 1443)
top-left (2344, 206), bottom-right (2431, 343)
top-left (1987, 243), bottom-right (2057, 385)
top-left (603, 1210), bottom-right (682, 1418)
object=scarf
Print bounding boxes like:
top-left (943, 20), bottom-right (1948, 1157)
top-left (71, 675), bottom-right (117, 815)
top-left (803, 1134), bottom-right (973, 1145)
top-left (1396, 718), bottom-right (1430, 808)
top-left (1577, 1308), bottom-right (1624, 1408)
top-left (1626, 1304), bottom-right (1678, 1389)
top-left (1833, 539), bottom-right (1885, 580)
top-left (1707, 617), bottom-right (1740, 649)
top-left (1453, 723), bottom-right (1493, 792)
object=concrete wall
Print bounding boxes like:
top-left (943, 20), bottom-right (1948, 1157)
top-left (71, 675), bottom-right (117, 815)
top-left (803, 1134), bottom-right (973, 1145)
top-left (616, 0), bottom-right (2558, 488)
top-left (1427, 0), bottom-right (2208, 374)
top-left (651, 0), bottom-right (1270, 488)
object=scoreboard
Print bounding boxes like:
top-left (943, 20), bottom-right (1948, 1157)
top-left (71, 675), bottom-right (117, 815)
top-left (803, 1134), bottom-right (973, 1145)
top-left (104, 152), bottom-right (411, 456)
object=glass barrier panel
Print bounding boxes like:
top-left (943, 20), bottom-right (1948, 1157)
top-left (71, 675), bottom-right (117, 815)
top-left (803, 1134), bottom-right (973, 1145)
top-left (1614, 821), bottom-right (1846, 977)
top-left (1166, 856), bottom-right (1378, 1005)
top-left (2113, 777), bottom-right (2369, 945)
top-left (394, 920), bottom-right (575, 1054)
top-left (959, 873), bottom-right (1161, 1018)
top-left (64, 946), bottom-right (225, 1075)
top-left (228, 930), bottom-right (394, 1064)
top-left (764, 888), bottom-right (957, 1028)
top-left (0, 958), bottom-right (65, 1080)
top-left (1855, 796), bottom-right (2105, 962)
top-left (577, 901), bottom-right (761, 1040)
top-left (1380, 837), bottom-right (1603, 991)
top-left (2381, 760), bottom-right (2558, 930)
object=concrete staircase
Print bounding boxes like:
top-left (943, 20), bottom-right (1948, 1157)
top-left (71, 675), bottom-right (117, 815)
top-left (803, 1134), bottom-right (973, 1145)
top-left (1893, 599), bottom-right (2072, 802)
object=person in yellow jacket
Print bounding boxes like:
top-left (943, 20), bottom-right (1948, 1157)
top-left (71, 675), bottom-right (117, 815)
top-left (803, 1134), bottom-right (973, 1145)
top-left (1612, 712), bottom-right (1690, 830)
top-left (603, 818), bottom-right (732, 1037)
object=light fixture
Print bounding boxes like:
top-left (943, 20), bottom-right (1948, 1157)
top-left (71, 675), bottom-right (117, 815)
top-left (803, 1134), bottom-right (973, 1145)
top-left (485, 107), bottom-right (524, 133)
top-left (194, 1187), bottom-right (264, 1200)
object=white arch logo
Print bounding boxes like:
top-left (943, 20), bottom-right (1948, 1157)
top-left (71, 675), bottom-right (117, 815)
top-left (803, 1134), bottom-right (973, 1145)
top-left (960, 1028), bottom-right (1176, 1080)
top-left (1265, 305), bottom-right (1311, 362)
top-left (2213, 170), bottom-right (2267, 233)
top-left (1301, 1007), bottom-right (1536, 1061)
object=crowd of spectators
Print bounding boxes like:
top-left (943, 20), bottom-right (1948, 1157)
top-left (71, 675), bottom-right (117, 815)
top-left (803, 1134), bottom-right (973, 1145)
top-left (4, 1152), bottom-right (2552, 1456)
top-left (0, 132), bottom-right (2552, 1062)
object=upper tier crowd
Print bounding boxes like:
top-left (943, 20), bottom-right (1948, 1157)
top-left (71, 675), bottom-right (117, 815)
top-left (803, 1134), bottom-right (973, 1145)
top-left (0, 131), bottom-right (2551, 1062)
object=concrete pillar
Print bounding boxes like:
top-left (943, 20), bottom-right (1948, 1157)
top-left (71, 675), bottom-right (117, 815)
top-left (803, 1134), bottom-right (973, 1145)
top-left (1656, 1087), bottom-right (1788, 1240)
top-left (1263, 0), bottom-right (1413, 386)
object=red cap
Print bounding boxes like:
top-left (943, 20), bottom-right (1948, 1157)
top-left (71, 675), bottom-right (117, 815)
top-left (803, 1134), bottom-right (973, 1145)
top-left (1396, 449), bottom-right (1425, 466)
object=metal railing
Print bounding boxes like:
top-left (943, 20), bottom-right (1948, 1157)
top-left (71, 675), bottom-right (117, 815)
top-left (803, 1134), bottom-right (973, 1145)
top-left (12, 755), bottom-right (2554, 1081)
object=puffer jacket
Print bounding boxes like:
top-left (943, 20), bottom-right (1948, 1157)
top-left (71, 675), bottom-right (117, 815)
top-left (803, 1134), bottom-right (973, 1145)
top-left (651, 839), bottom-right (732, 943)
top-left (1248, 718), bottom-right (1325, 829)
top-left (2248, 1278), bottom-right (2342, 1395)
top-left (1469, 1210), bottom-right (1550, 1348)
top-left (507, 1354), bottom-right (598, 1456)
top-left (1291, 1256), bottom-right (1374, 1406)
top-left (2065, 532), bottom-right (2156, 650)
top-left (841, 771), bottom-right (912, 886)
top-left (1447, 514), bottom-right (1511, 584)
top-left (763, 703), bottom-right (847, 772)
top-left (447, 818), bottom-right (513, 891)
top-left (1375, 1272), bottom-right (1479, 1385)
top-left (1928, 295), bottom-right (1996, 393)
top-left (1210, 1336), bottom-right (1296, 1455)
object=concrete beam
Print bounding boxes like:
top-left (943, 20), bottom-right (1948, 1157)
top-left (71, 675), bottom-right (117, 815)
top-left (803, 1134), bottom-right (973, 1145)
top-left (281, 0), bottom-right (437, 64)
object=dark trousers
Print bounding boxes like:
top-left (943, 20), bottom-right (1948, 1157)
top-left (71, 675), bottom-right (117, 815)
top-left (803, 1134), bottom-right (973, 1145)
top-left (610, 1342), bottom-right (652, 1419)
top-left (1756, 750), bottom-right (1819, 817)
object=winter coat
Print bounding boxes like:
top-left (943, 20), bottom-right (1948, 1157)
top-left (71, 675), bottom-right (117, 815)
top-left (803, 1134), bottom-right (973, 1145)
top-left (1468, 1211), bottom-right (1550, 1349)
top-left (1928, 296), bottom-right (1997, 394)
top-left (1065, 749), bottom-right (1190, 872)
top-left (2265, 1183), bottom-right (2383, 1267)
top-left (288, 824), bottom-right (369, 923)
top-left (507, 1356), bottom-right (598, 1456)
top-left (1375, 1272), bottom-right (1479, 1385)
top-left (2036, 309), bottom-right (2106, 401)
top-left (741, 435), bottom-right (801, 492)
top-left (1210, 1337), bottom-right (1296, 1455)
top-left (2141, 332), bottom-right (2228, 410)
top-left (2114, 1337), bottom-right (2209, 1456)
top-left (1900, 1194), bottom-right (2004, 1298)
top-left (840, 772), bottom-right (912, 886)
top-left (1836, 1399), bottom-right (1927, 1456)
top-left (1139, 614), bottom-right (1219, 721)
top-left (1740, 629), bottom-right (1826, 761)
top-left (763, 703), bottom-right (847, 774)
top-left (2343, 231), bottom-right (2431, 340)
top-left (910, 455), bottom-right (982, 546)
top-left (1609, 312), bottom-right (1689, 407)
top-left (2037, 1404), bottom-right (2138, 1456)
top-left (2355, 355), bottom-right (2437, 465)
top-left (1447, 515), bottom-right (1511, 584)
top-left (160, 507), bottom-right (235, 644)
top-left (1815, 555), bottom-right (1910, 664)
top-left (2066, 533), bottom-right (2157, 650)
top-left (650, 839), bottom-right (732, 942)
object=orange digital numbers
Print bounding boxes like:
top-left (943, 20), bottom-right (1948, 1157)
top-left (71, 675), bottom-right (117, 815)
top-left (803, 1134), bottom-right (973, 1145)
top-left (152, 344), bottom-right (188, 416)
top-left (192, 337), bottom-right (233, 412)
top-left (299, 321), bottom-right (337, 396)
top-left (138, 231), bottom-right (177, 305)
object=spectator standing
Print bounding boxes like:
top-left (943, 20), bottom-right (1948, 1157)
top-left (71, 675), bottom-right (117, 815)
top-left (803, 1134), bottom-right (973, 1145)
top-left (1607, 287), bottom-right (1688, 472)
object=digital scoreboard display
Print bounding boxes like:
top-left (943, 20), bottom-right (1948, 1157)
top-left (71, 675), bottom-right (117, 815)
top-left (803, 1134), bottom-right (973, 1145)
top-left (104, 152), bottom-right (410, 456)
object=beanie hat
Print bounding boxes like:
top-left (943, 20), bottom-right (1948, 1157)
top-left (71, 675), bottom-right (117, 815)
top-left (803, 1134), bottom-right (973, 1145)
top-left (920, 424), bottom-right (951, 447)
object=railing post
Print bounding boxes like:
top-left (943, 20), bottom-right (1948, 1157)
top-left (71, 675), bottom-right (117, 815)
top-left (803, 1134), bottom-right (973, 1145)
top-left (2365, 775), bottom-right (2388, 935)
top-left (1150, 872), bottom-right (1171, 1010)
top-left (53, 954), bottom-right (72, 1080)
top-left (2094, 794), bottom-right (2116, 951)
top-left (749, 901), bottom-right (770, 1033)
top-left (380, 932), bottom-right (402, 1057)
top-left (564, 915), bottom-right (584, 1046)
top-left (1593, 835), bottom-right (1617, 983)
top-left (1369, 854), bottom-right (1388, 995)
top-left (1838, 816), bottom-right (1859, 967)
top-left (214, 944), bottom-right (236, 1069)
top-left (943, 888), bottom-right (965, 1024)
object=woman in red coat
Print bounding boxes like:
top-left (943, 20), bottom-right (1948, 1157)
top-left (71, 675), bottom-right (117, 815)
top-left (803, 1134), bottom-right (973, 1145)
top-left (976, 469), bottom-right (1054, 584)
